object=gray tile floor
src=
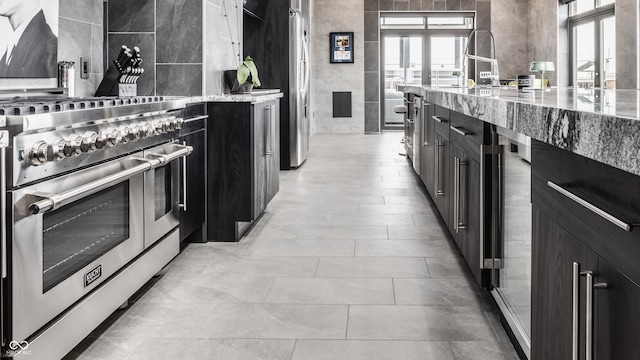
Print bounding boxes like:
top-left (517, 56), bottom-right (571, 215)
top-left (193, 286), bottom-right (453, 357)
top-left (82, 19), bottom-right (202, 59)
top-left (66, 133), bottom-right (519, 360)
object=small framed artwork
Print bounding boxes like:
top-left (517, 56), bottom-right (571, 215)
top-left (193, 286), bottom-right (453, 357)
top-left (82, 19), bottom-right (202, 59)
top-left (330, 32), bottom-right (354, 64)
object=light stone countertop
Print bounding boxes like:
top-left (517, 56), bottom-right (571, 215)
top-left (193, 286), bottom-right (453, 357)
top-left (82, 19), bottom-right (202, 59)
top-left (399, 85), bottom-right (640, 176)
top-left (179, 89), bottom-right (283, 104)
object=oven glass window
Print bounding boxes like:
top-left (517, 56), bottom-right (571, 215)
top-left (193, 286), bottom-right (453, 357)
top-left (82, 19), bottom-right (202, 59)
top-left (42, 182), bottom-right (130, 293)
top-left (154, 165), bottom-right (172, 220)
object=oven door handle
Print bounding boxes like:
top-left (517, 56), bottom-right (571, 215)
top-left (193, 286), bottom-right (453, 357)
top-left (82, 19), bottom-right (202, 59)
top-left (29, 159), bottom-right (154, 215)
top-left (28, 145), bottom-right (193, 215)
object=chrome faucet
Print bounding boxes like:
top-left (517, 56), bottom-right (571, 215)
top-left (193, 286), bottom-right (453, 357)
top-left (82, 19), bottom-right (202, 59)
top-left (464, 29), bottom-right (500, 87)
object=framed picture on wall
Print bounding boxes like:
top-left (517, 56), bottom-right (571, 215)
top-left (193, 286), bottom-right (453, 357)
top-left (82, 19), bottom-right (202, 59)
top-left (0, 0), bottom-right (59, 78)
top-left (330, 32), bottom-right (354, 64)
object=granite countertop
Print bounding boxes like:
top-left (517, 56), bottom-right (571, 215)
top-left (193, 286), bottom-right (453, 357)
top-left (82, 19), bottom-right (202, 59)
top-left (181, 89), bottom-right (283, 104)
top-left (400, 85), bottom-right (640, 176)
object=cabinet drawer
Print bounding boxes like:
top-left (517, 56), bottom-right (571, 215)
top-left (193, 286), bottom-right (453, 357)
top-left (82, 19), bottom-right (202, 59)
top-left (450, 111), bottom-right (487, 146)
top-left (531, 140), bottom-right (640, 285)
top-left (433, 105), bottom-right (450, 138)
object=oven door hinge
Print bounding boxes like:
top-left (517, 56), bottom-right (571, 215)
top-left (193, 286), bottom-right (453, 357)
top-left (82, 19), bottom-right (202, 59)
top-left (483, 258), bottom-right (504, 269)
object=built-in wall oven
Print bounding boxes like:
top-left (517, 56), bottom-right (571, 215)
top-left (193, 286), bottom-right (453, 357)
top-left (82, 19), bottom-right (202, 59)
top-left (0, 96), bottom-right (191, 359)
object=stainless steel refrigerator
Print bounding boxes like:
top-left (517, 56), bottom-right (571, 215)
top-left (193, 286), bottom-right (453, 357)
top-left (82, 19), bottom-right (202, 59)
top-left (288, 0), bottom-right (310, 168)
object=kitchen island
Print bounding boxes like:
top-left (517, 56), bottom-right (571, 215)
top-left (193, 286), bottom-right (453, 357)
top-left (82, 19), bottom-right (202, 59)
top-left (399, 84), bottom-right (640, 360)
top-left (401, 85), bottom-right (640, 176)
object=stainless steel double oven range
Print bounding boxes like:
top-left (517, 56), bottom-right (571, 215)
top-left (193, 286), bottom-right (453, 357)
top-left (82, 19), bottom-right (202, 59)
top-left (0, 96), bottom-right (194, 359)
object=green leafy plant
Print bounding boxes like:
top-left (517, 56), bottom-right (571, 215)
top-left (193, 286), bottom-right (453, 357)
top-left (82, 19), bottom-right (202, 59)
top-left (237, 56), bottom-right (261, 87)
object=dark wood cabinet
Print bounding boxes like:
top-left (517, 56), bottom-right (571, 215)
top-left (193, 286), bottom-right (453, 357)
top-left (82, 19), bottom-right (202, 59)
top-left (531, 140), bottom-right (640, 360)
top-left (450, 145), bottom-right (483, 285)
top-left (531, 207), bottom-right (598, 360)
top-left (178, 121), bottom-right (206, 243)
top-left (176, 103), bottom-right (207, 243)
top-left (420, 102), bottom-right (435, 197)
top-left (251, 101), bottom-right (280, 219)
top-left (432, 105), bottom-right (450, 227)
top-left (433, 132), bottom-right (450, 228)
top-left (206, 99), bottom-right (280, 242)
top-left (448, 111), bottom-right (491, 287)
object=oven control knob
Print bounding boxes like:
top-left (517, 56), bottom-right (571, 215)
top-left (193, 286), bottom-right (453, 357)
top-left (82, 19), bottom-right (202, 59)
top-left (104, 128), bottom-right (121, 147)
top-left (120, 126), bottom-right (131, 144)
top-left (167, 117), bottom-right (178, 131)
top-left (63, 134), bottom-right (83, 157)
top-left (49, 137), bottom-right (67, 161)
top-left (138, 122), bottom-right (153, 139)
top-left (129, 125), bottom-right (141, 140)
top-left (80, 132), bottom-right (98, 153)
top-left (29, 141), bottom-right (50, 165)
top-left (153, 120), bottom-right (165, 134)
top-left (160, 118), bottom-right (171, 133)
top-left (175, 117), bottom-right (184, 130)
top-left (94, 132), bottom-right (108, 150)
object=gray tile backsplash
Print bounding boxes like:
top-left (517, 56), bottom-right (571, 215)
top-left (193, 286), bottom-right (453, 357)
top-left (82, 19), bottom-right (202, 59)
top-left (156, 0), bottom-right (203, 64)
top-left (156, 65), bottom-right (203, 96)
top-left (108, 0), bottom-right (155, 32)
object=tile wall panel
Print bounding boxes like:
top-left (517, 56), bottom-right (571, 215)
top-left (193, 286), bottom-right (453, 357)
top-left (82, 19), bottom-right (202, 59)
top-left (156, 0), bottom-right (203, 64)
top-left (108, 0), bottom-right (155, 32)
top-left (156, 64), bottom-right (203, 96)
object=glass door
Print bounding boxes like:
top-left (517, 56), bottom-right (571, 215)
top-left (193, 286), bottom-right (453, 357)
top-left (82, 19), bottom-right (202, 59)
top-left (430, 36), bottom-right (467, 87)
top-left (490, 129), bottom-right (532, 357)
top-left (574, 21), bottom-right (596, 88)
top-left (571, 10), bottom-right (615, 89)
top-left (381, 35), bottom-right (423, 129)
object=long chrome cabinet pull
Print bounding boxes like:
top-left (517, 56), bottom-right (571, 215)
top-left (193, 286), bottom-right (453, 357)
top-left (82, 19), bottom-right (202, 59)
top-left (585, 273), bottom-right (594, 360)
top-left (179, 141), bottom-right (188, 212)
top-left (432, 115), bottom-right (446, 123)
top-left (265, 106), bottom-right (273, 156)
top-left (423, 104), bottom-right (429, 146)
top-left (454, 156), bottom-right (467, 233)
top-left (435, 140), bottom-right (445, 197)
top-left (450, 126), bottom-right (470, 136)
top-left (573, 262), bottom-right (608, 360)
top-left (454, 157), bottom-right (459, 231)
top-left (586, 273), bottom-right (608, 360)
top-left (572, 262), bottom-right (580, 360)
top-left (547, 181), bottom-right (633, 232)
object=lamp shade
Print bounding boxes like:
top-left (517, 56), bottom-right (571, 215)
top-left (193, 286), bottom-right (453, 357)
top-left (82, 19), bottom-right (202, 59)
top-left (530, 61), bottom-right (555, 72)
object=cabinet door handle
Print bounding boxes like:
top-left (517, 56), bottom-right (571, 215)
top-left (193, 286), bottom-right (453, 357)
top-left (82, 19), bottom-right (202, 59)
top-left (179, 141), bottom-right (188, 212)
top-left (547, 181), bottom-right (633, 232)
top-left (432, 115), bottom-right (446, 123)
top-left (423, 105), bottom-right (430, 146)
top-left (573, 262), bottom-right (608, 360)
top-left (454, 156), bottom-right (467, 233)
top-left (450, 126), bottom-right (470, 136)
top-left (435, 140), bottom-right (444, 197)
top-left (454, 156), bottom-right (459, 232)
top-left (265, 106), bottom-right (273, 156)
top-left (585, 273), bottom-right (608, 360)
top-left (572, 262), bottom-right (580, 360)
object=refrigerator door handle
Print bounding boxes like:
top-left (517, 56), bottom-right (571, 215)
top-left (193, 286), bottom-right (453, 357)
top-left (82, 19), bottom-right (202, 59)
top-left (302, 35), bottom-right (310, 94)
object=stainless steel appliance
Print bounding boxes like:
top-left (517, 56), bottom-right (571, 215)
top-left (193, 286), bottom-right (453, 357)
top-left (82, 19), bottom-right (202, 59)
top-left (288, 0), bottom-right (310, 168)
top-left (489, 126), bottom-right (532, 358)
top-left (404, 93), bottom-right (421, 175)
top-left (0, 95), bottom-right (192, 359)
